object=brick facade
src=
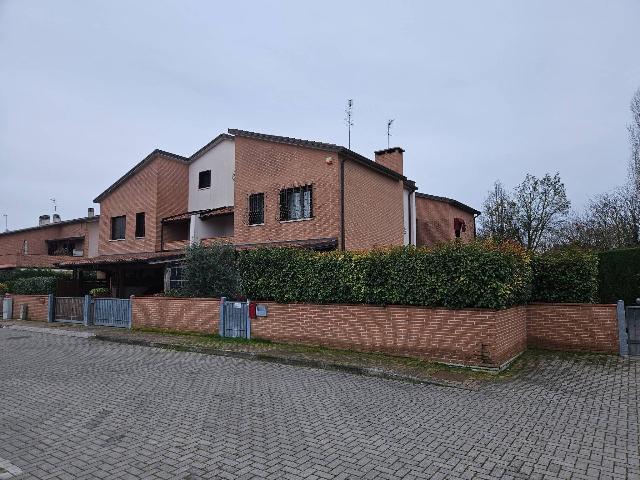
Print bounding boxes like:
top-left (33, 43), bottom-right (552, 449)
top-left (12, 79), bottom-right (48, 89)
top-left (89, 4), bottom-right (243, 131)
top-left (0, 218), bottom-right (98, 268)
top-left (342, 158), bottom-right (405, 250)
top-left (233, 136), bottom-right (341, 247)
top-left (97, 154), bottom-right (188, 255)
top-left (8, 295), bottom-right (50, 321)
top-left (526, 303), bottom-right (619, 353)
top-left (132, 296), bottom-right (220, 334)
top-left (415, 194), bottom-right (476, 247)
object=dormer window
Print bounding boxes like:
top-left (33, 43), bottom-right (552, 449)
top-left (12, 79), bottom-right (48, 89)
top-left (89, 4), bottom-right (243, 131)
top-left (198, 170), bottom-right (211, 189)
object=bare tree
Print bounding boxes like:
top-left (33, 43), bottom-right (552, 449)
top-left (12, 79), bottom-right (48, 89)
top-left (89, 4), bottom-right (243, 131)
top-left (478, 181), bottom-right (518, 241)
top-left (629, 87), bottom-right (640, 192)
top-left (479, 174), bottom-right (570, 251)
top-left (513, 173), bottom-right (570, 251)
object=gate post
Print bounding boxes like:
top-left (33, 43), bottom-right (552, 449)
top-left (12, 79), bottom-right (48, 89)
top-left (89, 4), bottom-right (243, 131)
top-left (617, 300), bottom-right (629, 357)
top-left (246, 299), bottom-right (251, 340)
top-left (47, 294), bottom-right (54, 323)
top-left (128, 295), bottom-right (134, 329)
top-left (83, 295), bottom-right (92, 327)
top-left (219, 297), bottom-right (226, 337)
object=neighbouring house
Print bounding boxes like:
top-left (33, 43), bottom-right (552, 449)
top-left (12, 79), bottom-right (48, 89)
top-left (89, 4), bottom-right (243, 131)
top-left (3, 128), bottom-right (478, 297)
top-left (0, 210), bottom-right (99, 270)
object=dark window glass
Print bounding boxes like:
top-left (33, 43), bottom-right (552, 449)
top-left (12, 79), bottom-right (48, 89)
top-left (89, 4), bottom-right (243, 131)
top-left (198, 170), bottom-right (211, 189)
top-left (135, 212), bottom-right (145, 238)
top-left (279, 185), bottom-right (313, 221)
top-left (248, 193), bottom-right (265, 225)
top-left (111, 216), bottom-right (126, 240)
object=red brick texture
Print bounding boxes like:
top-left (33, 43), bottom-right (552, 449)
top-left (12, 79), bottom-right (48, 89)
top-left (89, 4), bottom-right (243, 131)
top-left (526, 303), bottom-right (618, 354)
top-left (233, 136), bottom-right (341, 247)
top-left (250, 303), bottom-right (526, 368)
top-left (374, 148), bottom-right (404, 175)
top-left (98, 155), bottom-right (188, 255)
top-left (8, 295), bottom-right (50, 321)
top-left (342, 158), bottom-right (405, 250)
top-left (415, 195), bottom-right (476, 247)
top-left (132, 296), bottom-right (220, 334)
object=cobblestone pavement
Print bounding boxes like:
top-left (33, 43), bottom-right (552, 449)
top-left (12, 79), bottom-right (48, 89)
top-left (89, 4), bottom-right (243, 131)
top-left (0, 328), bottom-right (638, 480)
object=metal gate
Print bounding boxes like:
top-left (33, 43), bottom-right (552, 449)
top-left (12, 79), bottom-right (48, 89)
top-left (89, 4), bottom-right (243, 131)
top-left (92, 298), bottom-right (131, 328)
top-left (219, 297), bottom-right (250, 339)
top-left (53, 296), bottom-right (86, 324)
top-left (627, 306), bottom-right (640, 356)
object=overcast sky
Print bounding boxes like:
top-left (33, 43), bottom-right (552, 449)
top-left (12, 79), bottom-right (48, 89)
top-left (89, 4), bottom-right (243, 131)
top-left (1, 1), bottom-right (639, 230)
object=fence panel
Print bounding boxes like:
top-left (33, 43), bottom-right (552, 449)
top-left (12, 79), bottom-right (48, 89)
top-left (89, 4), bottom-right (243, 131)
top-left (54, 297), bottom-right (85, 323)
top-left (92, 298), bottom-right (131, 328)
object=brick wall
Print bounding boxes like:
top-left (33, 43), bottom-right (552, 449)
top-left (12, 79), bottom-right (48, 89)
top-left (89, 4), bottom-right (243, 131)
top-left (132, 296), bottom-right (220, 334)
top-left (233, 136), bottom-right (341, 247)
top-left (342, 158), bottom-right (405, 250)
top-left (526, 303), bottom-right (618, 353)
top-left (0, 218), bottom-right (97, 268)
top-left (415, 195), bottom-right (475, 247)
top-left (251, 302), bottom-right (526, 368)
top-left (98, 155), bottom-right (188, 255)
top-left (9, 295), bottom-right (50, 321)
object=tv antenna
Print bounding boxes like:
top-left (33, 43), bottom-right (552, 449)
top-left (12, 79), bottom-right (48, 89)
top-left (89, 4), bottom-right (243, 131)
top-left (2, 214), bottom-right (7, 232)
top-left (387, 119), bottom-right (394, 148)
top-left (345, 99), bottom-right (354, 149)
top-left (50, 198), bottom-right (57, 217)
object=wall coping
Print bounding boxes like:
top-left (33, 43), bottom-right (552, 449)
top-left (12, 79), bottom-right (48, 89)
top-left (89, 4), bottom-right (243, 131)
top-left (528, 302), bottom-right (616, 308)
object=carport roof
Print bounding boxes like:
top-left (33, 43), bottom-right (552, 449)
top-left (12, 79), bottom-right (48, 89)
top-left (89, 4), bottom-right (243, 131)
top-left (56, 251), bottom-right (184, 268)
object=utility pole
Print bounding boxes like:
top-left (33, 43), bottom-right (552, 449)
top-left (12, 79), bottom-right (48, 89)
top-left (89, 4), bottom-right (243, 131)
top-left (387, 119), bottom-right (394, 148)
top-left (345, 99), bottom-right (354, 149)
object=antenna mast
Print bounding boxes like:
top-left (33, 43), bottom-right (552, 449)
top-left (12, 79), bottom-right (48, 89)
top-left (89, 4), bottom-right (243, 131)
top-left (387, 119), bottom-right (394, 148)
top-left (2, 214), bottom-right (7, 232)
top-left (345, 99), bottom-right (354, 149)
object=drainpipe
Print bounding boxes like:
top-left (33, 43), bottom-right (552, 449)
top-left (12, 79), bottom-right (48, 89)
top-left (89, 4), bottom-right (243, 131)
top-left (340, 157), bottom-right (345, 251)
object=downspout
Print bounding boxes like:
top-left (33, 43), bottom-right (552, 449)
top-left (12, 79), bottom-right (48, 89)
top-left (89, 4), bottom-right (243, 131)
top-left (408, 191), bottom-right (413, 246)
top-left (340, 157), bottom-right (346, 251)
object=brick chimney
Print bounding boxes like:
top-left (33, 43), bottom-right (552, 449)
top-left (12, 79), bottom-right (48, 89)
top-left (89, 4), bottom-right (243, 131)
top-left (374, 147), bottom-right (404, 175)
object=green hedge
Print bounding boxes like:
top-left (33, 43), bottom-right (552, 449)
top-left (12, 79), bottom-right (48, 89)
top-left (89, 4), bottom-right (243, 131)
top-left (8, 276), bottom-right (58, 295)
top-left (238, 241), bottom-right (532, 309)
top-left (0, 268), bottom-right (70, 283)
top-left (598, 247), bottom-right (640, 305)
top-left (531, 248), bottom-right (599, 303)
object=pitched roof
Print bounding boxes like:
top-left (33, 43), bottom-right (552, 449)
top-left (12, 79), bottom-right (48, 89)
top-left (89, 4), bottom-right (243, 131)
top-left (415, 192), bottom-right (481, 215)
top-left (228, 129), bottom-right (409, 182)
top-left (0, 215), bottom-right (99, 238)
top-left (56, 250), bottom-right (183, 267)
top-left (189, 133), bottom-right (234, 161)
top-left (93, 149), bottom-right (189, 203)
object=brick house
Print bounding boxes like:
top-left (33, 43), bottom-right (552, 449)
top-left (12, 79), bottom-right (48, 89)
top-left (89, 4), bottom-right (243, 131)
top-left (0, 211), bottom-right (99, 270)
top-left (1, 128), bottom-right (478, 296)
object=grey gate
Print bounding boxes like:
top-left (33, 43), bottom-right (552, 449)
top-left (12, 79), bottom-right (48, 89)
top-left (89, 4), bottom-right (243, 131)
top-left (627, 306), bottom-right (640, 356)
top-left (219, 298), bottom-right (250, 339)
top-left (92, 298), bottom-right (131, 328)
top-left (53, 296), bottom-right (86, 324)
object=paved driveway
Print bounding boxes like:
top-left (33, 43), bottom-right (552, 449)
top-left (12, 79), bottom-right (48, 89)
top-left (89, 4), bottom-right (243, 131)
top-left (0, 328), bottom-right (638, 480)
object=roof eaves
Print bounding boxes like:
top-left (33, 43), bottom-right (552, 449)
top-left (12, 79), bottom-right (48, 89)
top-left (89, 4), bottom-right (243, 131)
top-left (93, 149), bottom-right (188, 203)
top-left (189, 133), bottom-right (235, 162)
top-left (416, 192), bottom-right (481, 215)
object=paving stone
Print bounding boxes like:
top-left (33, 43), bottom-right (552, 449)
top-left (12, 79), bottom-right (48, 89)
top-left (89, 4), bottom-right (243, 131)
top-left (0, 329), bottom-right (638, 479)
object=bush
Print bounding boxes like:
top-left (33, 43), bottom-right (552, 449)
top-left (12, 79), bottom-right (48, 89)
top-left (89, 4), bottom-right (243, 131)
top-left (182, 243), bottom-right (240, 298)
top-left (0, 282), bottom-right (8, 296)
top-left (8, 276), bottom-right (57, 295)
top-left (89, 287), bottom-right (111, 297)
top-left (0, 268), bottom-right (70, 283)
top-left (239, 241), bottom-right (532, 309)
top-left (598, 247), bottom-right (640, 304)
top-left (531, 248), bottom-right (599, 303)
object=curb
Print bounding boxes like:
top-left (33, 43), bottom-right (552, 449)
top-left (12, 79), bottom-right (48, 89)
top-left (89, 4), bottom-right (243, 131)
top-left (93, 334), bottom-right (480, 390)
top-left (3, 325), bottom-right (95, 338)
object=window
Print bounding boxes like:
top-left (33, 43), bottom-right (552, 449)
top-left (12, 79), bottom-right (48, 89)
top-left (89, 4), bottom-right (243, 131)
top-left (248, 193), bottom-right (264, 225)
top-left (198, 170), bottom-right (211, 189)
top-left (454, 218), bottom-right (466, 238)
top-left (169, 265), bottom-right (186, 290)
top-left (135, 212), bottom-right (146, 238)
top-left (22, 240), bottom-right (28, 255)
top-left (279, 185), bottom-right (313, 221)
top-left (111, 215), bottom-right (126, 240)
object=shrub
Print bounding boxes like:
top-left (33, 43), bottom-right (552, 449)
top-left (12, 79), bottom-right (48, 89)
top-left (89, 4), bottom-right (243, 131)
top-left (239, 240), bottom-right (532, 309)
top-left (598, 247), bottom-right (640, 305)
top-left (89, 287), bottom-right (111, 297)
top-left (182, 243), bottom-right (240, 298)
top-left (0, 268), bottom-right (70, 283)
top-left (531, 248), bottom-right (599, 303)
top-left (0, 282), bottom-right (8, 296)
top-left (8, 276), bottom-right (57, 295)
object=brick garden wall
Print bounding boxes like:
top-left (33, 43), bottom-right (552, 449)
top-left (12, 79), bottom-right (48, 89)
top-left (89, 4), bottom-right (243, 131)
top-left (250, 302), bottom-right (527, 368)
top-left (8, 295), bottom-right (50, 321)
top-left (132, 296), bottom-right (220, 334)
top-left (526, 303), bottom-right (618, 354)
